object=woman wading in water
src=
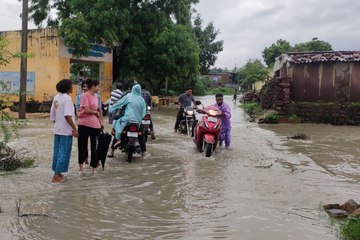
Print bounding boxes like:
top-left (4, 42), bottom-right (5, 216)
top-left (50, 79), bottom-right (78, 183)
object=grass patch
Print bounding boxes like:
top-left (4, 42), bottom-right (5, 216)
top-left (264, 112), bottom-right (279, 123)
top-left (241, 102), bottom-right (262, 114)
top-left (0, 169), bottom-right (24, 176)
top-left (341, 218), bottom-right (360, 240)
top-left (288, 114), bottom-right (297, 123)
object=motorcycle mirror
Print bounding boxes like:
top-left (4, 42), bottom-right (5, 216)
top-left (195, 100), bottom-right (202, 105)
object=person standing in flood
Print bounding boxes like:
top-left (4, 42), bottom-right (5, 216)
top-left (77, 78), bottom-right (103, 175)
top-left (50, 79), bottom-right (78, 183)
top-left (214, 93), bottom-right (232, 150)
top-left (232, 88), bottom-right (238, 103)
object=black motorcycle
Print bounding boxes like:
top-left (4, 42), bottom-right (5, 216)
top-left (178, 106), bottom-right (195, 136)
top-left (141, 106), bottom-right (152, 143)
top-left (119, 122), bottom-right (146, 163)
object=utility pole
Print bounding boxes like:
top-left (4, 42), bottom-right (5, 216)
top-left (19, 0), bottom-right (28, 119)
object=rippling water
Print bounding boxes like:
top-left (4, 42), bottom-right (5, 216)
top-left (1, 96), bottom-right (360, 239)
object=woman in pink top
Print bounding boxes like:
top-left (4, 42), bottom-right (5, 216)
top-left (78, 78), bottom-right (103, 175)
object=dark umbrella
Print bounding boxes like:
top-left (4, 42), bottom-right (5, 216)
top-left (97, 131), bottom-right (112, 170)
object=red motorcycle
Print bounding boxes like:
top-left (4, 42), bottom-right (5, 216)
top-left (193, 101), bottom-right (222, 157)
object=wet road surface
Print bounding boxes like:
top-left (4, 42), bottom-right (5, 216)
top-left (1, 95), bottom-right (360, 239)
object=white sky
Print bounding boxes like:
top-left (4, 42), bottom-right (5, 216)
top-left (1, 0), bottom-right (360, 69)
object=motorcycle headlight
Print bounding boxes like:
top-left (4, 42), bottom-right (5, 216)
top-left (208, 110), bottom-right (217, 116)
top-left (186, 111), bottom-right (194, 116)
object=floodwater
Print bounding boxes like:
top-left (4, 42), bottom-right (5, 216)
top-left (1, 95), bottom-right (360, 240)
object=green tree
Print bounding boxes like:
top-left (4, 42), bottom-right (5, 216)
top-left (262, 39), bottom-right (293, 67)
top-left (0, 37), bottom-right (13, 66)
top-left (30, 0), bottom-right (200, 94)
top-left (238, 59), bottom-right (268, 91)
top-left (293, 37), bottom-right (333, 52)
top-left (209, 67), bottom-right (226, 74)
top-left (193, 14), bottom-right (224, 74)
top-left (262, 38), bottom-right (333, 67)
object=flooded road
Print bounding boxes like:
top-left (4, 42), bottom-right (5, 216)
top-left (1, 95), bottom-right (360, 239)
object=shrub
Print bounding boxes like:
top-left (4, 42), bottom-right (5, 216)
top-left (241, 102), bottom-right (263, 114)
top-left (0, 38), bottom-right (33, 172)
top-left (207, 87), bottom-right (235, 95)
top-left (288, 114), bottom-right (297, 123)
top-left (265, 112), bottom-right (279, 123)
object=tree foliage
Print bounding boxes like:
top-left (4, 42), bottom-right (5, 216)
top-left (293, 37), bottom-right (333, 52)
top-left (262, 37), bottom-right (333, 67)
top-left (0, 37), bottom-right (13, 66)
top-left (193, 14), bottom-right (223, 74)
top-left (30, 0), bottom-right (201, 94)
top-left (262, 39), bottom-right (292, 67)
top-left (238, 59), bottom-right (268, 91)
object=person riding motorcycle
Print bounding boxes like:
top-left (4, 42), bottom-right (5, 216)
top-left (174, 87), bottom-right (196, 133)
top-left (109, 84), bottom-right (146, 148)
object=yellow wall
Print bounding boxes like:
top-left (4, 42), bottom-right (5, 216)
top-left (0, 28), bottom-right (113, 103)
top-left (101, 62), bottom-right (112, 102)
top-left (0, 28), bottom-right (61, 102)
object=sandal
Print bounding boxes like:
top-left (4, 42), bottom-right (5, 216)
top-left (113, 141), bottom-right (121, 149)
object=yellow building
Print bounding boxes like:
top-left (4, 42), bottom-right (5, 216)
top-left (0, 28), bottom-right (112, 103)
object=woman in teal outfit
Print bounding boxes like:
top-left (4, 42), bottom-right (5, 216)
top-left (109, 84), bottom-right (146, 147)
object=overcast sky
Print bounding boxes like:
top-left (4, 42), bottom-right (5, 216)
top-left (1, 0), bottom-right (360, 69)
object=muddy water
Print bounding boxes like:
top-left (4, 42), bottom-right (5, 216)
top-left (1, 96), bottom-right (360, 239)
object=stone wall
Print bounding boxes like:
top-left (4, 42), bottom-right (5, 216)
top-left (287, 102), bottom-right (360, 125)
top-left (260, 77), bottom-right (360, 125)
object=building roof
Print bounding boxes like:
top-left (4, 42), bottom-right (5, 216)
top-left (282, 51), bottom-right (360, 64)
top-left (271, 51), bottom-right (360, 76)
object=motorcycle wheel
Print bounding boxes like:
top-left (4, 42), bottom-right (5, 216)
top-left (127, 146), bottom-right (134, 163)
top-left (204, 142), bottom-right (213, 157)
top-left (187, 121), bottom-right (193, 136)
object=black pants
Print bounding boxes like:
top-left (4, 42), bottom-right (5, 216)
top-left (78, 125), bottom-right (101, 168)
top-left (174, 108), bottom-right (195, 130)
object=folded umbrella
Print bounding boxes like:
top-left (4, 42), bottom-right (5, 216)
top-left (98, 131), bottom-right (112, 170)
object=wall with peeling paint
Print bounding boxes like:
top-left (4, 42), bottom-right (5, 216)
top-left (0, 28), bottom-right (112, 103)
top-left (288, 62), bottom-right (360, 102)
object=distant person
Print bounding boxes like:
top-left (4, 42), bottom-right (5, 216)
top-left (76, 71), bottom-right (85, 94)
top-left (174, 87), bottom-right (195, 133)
top-left (50, 79), bottom-right (78, 183)
top-left (141, 83), bottom-right (155, 139)
top-left (77, 78), bottom-right (103, 175)
top-left (214, 93), bottom-right (232, 150)
top-left (233, 88), bottom-right (238, 103)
